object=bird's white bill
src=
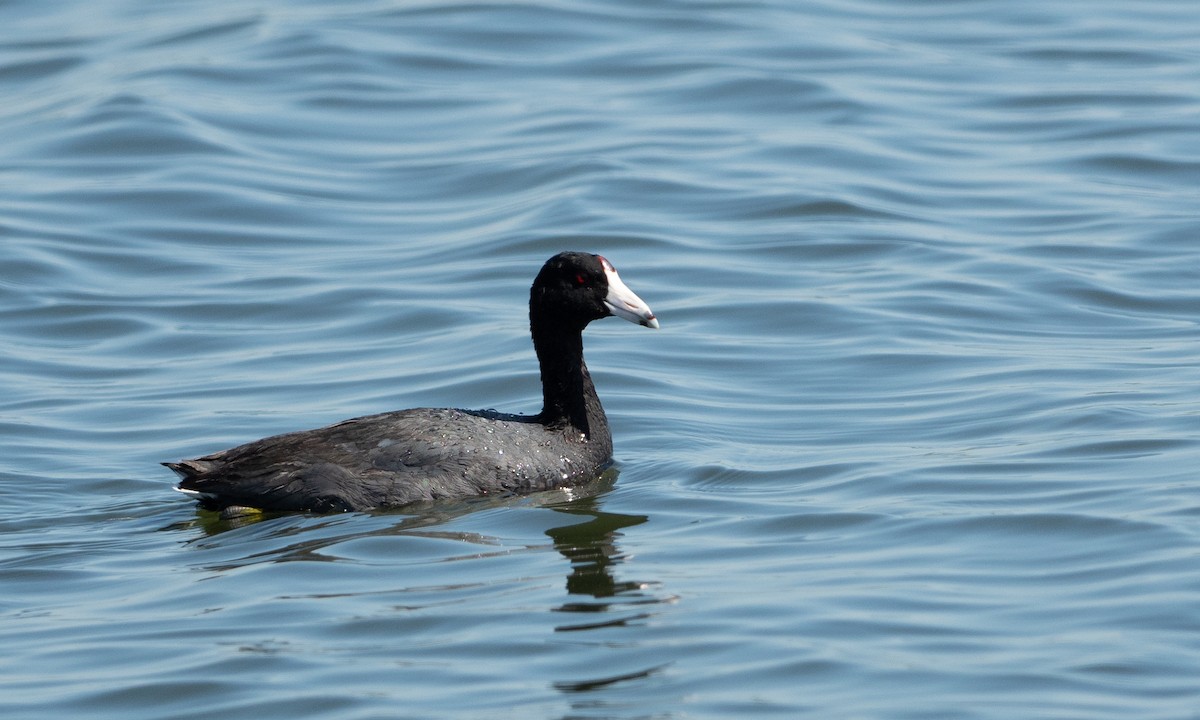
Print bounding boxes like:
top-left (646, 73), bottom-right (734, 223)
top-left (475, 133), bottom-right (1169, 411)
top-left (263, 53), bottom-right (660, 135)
top-left (600, 256), bottom-right (659, 329)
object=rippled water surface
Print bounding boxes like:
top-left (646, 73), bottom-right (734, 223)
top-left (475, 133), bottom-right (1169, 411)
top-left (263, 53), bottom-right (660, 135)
top-left (3, 1), bottom-right (1199, 717)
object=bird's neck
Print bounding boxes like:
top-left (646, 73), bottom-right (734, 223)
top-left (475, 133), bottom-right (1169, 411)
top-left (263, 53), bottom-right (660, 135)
top-left (532, 323), bottom-right (606, 439)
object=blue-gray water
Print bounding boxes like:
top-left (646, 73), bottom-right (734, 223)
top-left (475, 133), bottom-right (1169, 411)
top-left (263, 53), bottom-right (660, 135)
top-left (2, 0), bottom-right (1198, 717)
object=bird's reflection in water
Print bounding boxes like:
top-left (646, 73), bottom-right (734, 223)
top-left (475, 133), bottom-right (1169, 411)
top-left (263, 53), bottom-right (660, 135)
top-left (543, 475), bottom-right (671, 698)
top-left (547, 500), bottom-right (665, 638)
top-left (544, 493), bottom-right (648, 604)
top-left (172, 468), bottom-right (660, 614)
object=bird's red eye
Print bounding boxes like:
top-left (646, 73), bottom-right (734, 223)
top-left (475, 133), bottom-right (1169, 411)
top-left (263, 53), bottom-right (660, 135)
top-left (574, 274), bottom-right (587, 286)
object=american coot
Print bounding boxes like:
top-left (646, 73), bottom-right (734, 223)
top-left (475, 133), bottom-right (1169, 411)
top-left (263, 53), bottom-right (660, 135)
top-left (166, 252), bottom-right (659, 514)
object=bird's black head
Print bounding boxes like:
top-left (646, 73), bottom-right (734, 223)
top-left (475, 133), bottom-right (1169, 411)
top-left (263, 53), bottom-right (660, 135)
top-left (530, 252), bottom-right (658, 331)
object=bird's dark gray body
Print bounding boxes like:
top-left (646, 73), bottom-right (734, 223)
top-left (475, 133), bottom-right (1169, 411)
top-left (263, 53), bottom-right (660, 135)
top-left (166, 252), bottom-right (656, 513)
top-left (167, 399), bottom-right (613, 513)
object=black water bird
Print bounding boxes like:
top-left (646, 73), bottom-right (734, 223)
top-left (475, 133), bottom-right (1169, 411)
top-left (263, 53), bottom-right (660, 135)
top-left (165, 252), bottom-right (658, 514)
